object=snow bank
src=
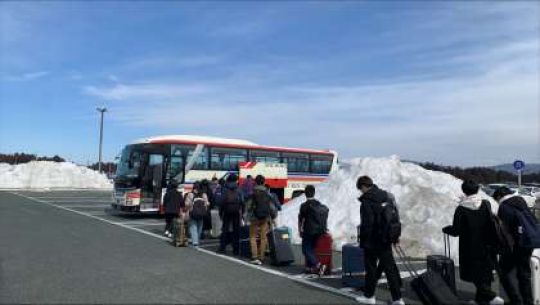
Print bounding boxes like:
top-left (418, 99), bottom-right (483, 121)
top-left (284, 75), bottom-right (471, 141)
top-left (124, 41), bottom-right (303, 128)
top-left (278, 156), bottom-right (497, 260)
top-left (0, 161), bottom-right (112, 189)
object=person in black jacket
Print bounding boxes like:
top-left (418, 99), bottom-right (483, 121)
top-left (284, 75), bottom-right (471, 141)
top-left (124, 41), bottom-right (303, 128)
top-left (443, 180), bottom-right (504, 305)
top-left (163, 181), bottom-right (183, 238)
top-left (298, 185), bottom-right (328, 275)
top-left (355, 176), bottom-right (404, 305)
top-left (217, 174), bottom-right (244, 255)
top-left (493, 186), bottom-right (534, 305)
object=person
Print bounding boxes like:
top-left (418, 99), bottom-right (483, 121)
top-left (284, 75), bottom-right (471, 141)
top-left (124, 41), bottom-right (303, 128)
top-left (209, 176), bottom-right (219, 195)
top-left (241, 175), bottom-right (255, 198)
top-left (213, 178), bottom-right (226, 209)
top-left (184, 182), bottom-right (210, 247)
top-left (298, 185), bottom-right (328, 275)
top-left (265, 184), bottom-right (282, 212)
top-left (245, 175), bottom-right (275, 265)
top-left (493, 186), bottom-right (534, 305)
top-left (217, 174), bottom-right (244, 255)
top-left (442, 180), bottom-right (504, 305)
top-left (355, 176), bottom-right (404, 305)
top-left (163, 181), bottom-right (183, 238)
top-left (200, 179), bottom-right (214, 239)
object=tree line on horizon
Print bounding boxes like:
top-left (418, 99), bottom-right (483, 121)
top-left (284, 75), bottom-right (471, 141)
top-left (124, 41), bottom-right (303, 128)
top-left (417, 162), bottom-right (540, 184)
top-left (0, 153), bottom-right (65, 164)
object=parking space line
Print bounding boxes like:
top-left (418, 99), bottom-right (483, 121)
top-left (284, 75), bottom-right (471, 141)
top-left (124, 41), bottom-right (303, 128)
top-left (59, 204), bottom-right (111, 209)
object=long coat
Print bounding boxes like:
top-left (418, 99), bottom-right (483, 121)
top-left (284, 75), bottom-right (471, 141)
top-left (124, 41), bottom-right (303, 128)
top-left (444, 197), bottom-right (495, 283)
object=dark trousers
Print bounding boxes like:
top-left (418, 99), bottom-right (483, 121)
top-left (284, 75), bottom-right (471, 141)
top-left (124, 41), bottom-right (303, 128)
top-left (499, 248), bottom-right (534, 305)
top-left (219, 213), bottom-right (240, 254)
top-left (302, 234), bottom-right (320, 268)
top-left (364, 247), bottom-right (402, 301)
top-left (472, 280), bottom-right (496, 304)
top-left (164, 213), bottom-right (175, 232)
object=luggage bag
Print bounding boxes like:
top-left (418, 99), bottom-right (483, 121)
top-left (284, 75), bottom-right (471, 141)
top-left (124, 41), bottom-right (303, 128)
top-left (172, 217), bottom-right (187, 247)
top-left (532, 249), bottom-right (540, 305)
top-left (315, 233), bottom-right (333, 275)
top-left (342, 243), bottom-right (365, 288)
top-left (426, 234), bottom-right (456, 294)
top-left (267, 224), bottom-right (294, 266)
top-left (395, 245), bottom-right (460, 305)
top-left (210, 209), bottom-right (222, 238)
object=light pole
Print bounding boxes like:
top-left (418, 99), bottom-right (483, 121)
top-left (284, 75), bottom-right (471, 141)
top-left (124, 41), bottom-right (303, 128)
top-left (96, 107), bottom-right (107, 173)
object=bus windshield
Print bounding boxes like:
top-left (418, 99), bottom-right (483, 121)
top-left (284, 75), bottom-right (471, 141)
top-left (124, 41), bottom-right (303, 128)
top-left (116, 145), bottom-right (140, 178)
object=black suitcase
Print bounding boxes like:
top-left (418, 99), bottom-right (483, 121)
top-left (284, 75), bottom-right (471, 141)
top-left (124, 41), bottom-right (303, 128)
top-left (342, 243), bottom-right (366, 288)
top-left (267, 225), bottom-right (294, 266)
top-left (427, 234), bottom-right (456, 294)
top-left (395, 245), bottom-right (461, 305)
top-left (239, 225), bottom-right (251, 258)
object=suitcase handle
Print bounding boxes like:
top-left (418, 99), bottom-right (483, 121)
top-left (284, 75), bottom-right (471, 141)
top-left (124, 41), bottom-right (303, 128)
top-left (394, 245), bottom-right (419, 279)
top-left (444, 233), bottom-right (451, 258)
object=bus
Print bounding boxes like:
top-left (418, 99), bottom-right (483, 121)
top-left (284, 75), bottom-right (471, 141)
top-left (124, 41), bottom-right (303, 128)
top-left (112, 135), bottom-right (338, 213)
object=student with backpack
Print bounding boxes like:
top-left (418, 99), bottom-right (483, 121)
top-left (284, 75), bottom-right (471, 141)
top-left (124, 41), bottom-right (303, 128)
top-left (442, 180), bottom-right (504, 305)
top-left (355, 176), bottom-right (404, 305)
top-left (184, 182), bottom-right (210, 247)
top-left (163, 181), bottom-right (183, 238)
top-left (493, 186), bottom-right (537, 305)
top-left (245, 175), bottom-right (276, 265)
top-left (298, 185), bottom-right (329, 275)
top-left (217, 174), bottom-right (244, 255)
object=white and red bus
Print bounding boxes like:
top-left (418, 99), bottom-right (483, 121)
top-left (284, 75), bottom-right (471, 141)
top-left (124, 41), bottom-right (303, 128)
top-left (112, 135), bottom-right (338, 213)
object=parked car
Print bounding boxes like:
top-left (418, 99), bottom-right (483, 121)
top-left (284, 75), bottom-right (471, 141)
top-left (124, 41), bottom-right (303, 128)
top-left (510, 187), bottom-right (537, 208)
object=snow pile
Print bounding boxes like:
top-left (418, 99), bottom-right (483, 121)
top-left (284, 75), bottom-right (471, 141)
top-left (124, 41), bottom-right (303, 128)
top-left (278, 156), bottom-right (497, 260)
top-left (0, 161), bottom-right (112, 189)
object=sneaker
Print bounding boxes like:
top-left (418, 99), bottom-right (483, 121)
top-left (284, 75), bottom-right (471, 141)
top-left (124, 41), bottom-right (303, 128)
top-left (489, 296), bottom-right (504, 305)
top-left (250, 259), bottom-right (262, 265)
top-left (164, 230), bottom-right (170, 236)
top-left (391, 299), bottom-right (405, 305)
top-left (355, 295), bottom-right (376, 305)
top-left (167, 232), bottom-right (173, 238)
top-left (318, 264), bottom-right (327, 276)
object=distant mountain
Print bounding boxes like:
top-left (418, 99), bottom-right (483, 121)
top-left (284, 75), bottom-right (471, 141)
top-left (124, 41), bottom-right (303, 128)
top-left (491, 163), bottom-right (540, 175)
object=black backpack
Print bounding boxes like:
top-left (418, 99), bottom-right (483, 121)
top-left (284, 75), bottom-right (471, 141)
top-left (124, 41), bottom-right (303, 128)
top-left (190, 193), bottom-right (207, 221)
top-left (306, 201), bottom-right (329, 236)
top-left (253, 190), bottom-right (272, 220)
top-left (377, 193), bottom-right (402, 244)
top-left (484, 200), bottom-right (514, 254)
top-left (223, 188), bottom-right (241, 216)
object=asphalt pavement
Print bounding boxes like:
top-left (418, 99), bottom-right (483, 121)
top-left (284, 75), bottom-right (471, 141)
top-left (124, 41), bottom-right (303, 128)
top-left (0, 190), bottom-right (498, 304)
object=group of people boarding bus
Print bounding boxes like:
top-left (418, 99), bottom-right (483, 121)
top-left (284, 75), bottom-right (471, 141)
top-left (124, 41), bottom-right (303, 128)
top-left (161, 173), bottom-right (539, 305)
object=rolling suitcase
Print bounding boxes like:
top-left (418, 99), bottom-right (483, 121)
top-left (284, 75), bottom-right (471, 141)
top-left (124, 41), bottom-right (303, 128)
top-left (426, 234), bottom-right (456, 294)
top-left (342, 243), bottom-right (365, 288)
top-left (315, 233), bottom-right (333, 275)
top-left (172, 217), bottom-right (187, 247)
top-left (210, 209), bottom-right (222, 238)
top-left (395, 245), bottom-right (460, 305)
top-left (239, 225), bottom-right (251, 258)
top-left (267, 224), bottom-right (294, 266)
top-left (532, 249), bottom-right (540, 305)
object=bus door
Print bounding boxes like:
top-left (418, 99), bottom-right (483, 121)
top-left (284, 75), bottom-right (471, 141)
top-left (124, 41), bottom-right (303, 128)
top-left (141, 154), bottom-right (164, 212)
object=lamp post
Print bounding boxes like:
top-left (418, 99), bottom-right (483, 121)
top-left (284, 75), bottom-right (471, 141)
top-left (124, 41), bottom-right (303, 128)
top-left (96, 107), bottom-right (107, 173)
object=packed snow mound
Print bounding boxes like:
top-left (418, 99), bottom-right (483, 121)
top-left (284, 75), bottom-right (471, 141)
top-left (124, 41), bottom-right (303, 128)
top-left (0, 161), bottom-right (112, 189)
top-left (278, 156), bottom-right (497, 260)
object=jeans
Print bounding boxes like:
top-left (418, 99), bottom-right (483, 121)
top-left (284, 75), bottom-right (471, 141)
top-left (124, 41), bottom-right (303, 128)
top-left (364, 247), bottom-right (402, 301)
top-left (499, 248), bottom-right (534, 305)
top-left (302, 234), bottom-right (319, 268)
top-left (189, 219), bottom-right (204, 246)
top-left (249, 218), bottom-right (269, 260)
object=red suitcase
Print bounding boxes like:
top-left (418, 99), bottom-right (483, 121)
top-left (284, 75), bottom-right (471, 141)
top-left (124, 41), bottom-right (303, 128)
top-left (315, 233), bottom-right (333, 275)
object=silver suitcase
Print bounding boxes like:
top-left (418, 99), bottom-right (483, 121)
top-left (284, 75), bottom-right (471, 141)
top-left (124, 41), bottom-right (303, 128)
top-left (210, 209), bottom-right (222, 238)
top-left (533, 249), bottom-right (540, 305)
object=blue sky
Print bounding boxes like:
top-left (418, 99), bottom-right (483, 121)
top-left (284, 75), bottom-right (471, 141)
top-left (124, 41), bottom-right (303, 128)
top-left (1, 1), bottom-right (538, 167)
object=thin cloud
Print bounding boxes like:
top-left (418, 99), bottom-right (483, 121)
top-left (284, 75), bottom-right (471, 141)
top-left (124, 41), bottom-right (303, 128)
top-left (4, 71), bottom-right (50, 81)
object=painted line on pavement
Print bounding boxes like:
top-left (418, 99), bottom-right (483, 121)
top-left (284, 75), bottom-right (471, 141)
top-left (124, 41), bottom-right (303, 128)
top-left (10, 191), bottom-right (384, 304)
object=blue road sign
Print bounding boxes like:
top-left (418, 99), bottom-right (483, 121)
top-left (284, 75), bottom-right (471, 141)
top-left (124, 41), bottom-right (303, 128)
top-left (513, 160), bottom-right (525, 171)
